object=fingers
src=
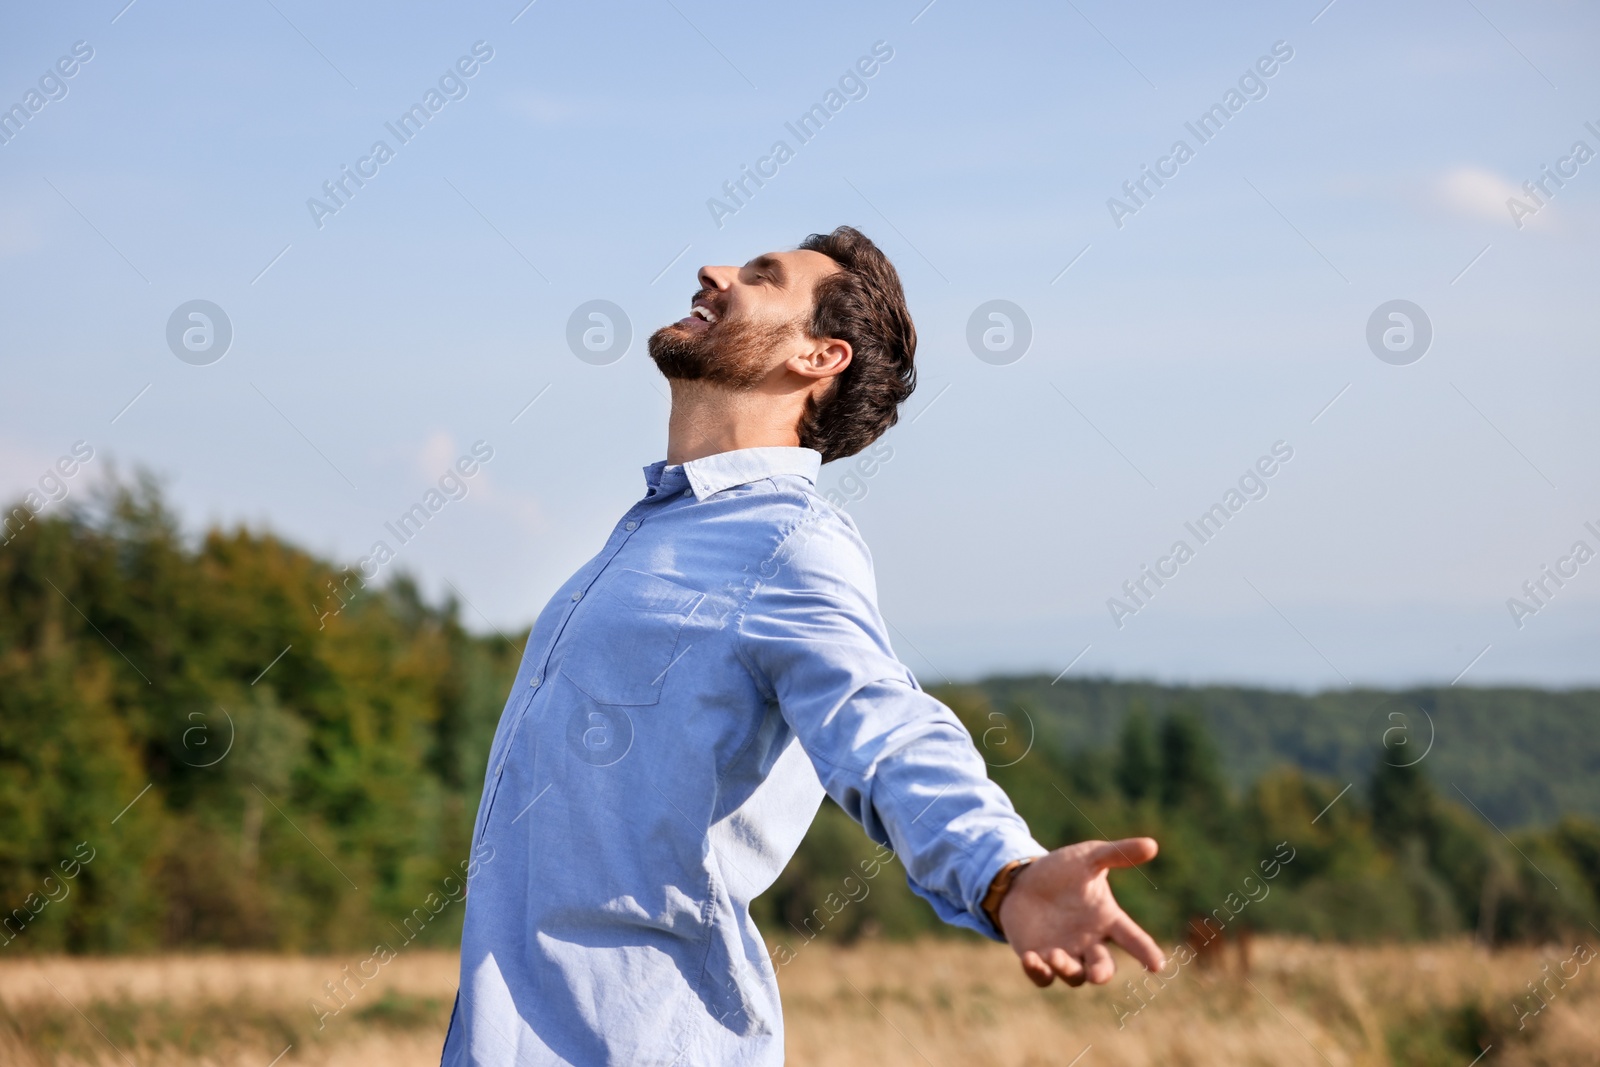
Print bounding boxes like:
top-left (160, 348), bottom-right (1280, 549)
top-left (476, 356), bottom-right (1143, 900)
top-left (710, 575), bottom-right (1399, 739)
top-left (1048, 947), bottom-right (1086, 987)
top-left (1022, 946), bottom-right (1130, 988)
top-left (1082, 943), bottom-right (1116, 985)
top-left (1088, 836), bottom-right (1159, 871)
top-left (1019, 950), bottom-right (1054, 988)
top-left (1108, 913), bottom-right (1167, 973)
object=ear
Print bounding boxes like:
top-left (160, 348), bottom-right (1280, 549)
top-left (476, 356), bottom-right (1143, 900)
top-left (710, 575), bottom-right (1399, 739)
top-left (789, 337), bottom-right (852, 382)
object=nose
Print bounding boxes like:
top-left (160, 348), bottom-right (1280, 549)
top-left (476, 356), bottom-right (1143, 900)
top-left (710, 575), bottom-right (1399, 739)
top-left (698, 264), bottom-right (734, 292)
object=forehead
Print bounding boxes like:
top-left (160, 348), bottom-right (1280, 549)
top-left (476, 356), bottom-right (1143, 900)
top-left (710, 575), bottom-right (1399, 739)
top-left (747, 248), bottom-right (839, 287)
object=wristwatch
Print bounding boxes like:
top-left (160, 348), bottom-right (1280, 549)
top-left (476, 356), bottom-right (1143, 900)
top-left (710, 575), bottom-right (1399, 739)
top-left (981, 855), bottom-right (1039, 940)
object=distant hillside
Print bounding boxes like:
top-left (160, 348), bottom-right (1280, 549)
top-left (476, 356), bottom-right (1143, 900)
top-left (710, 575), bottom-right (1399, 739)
top-left (970, 676), bottom-right (1600, 830)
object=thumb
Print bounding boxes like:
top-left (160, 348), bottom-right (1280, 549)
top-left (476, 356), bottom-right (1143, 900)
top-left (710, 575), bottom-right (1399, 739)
top-left (1088, 837), bottom-right (1158, 870)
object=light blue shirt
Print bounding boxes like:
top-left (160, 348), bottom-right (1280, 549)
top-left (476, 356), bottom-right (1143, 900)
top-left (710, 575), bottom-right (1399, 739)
top-left (441, 446), bottom-right (1044, 1066)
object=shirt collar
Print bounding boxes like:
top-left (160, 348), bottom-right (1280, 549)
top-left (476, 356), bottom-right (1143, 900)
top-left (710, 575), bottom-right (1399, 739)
top-left (641, 446), bottom-right (822, 502)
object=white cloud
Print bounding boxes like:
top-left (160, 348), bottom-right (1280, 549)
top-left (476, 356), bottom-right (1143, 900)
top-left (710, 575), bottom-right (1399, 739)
top-left (416, 430), bottom-right (458, 482)
top-left (407, 431), bottom-right (543, 532)
top-left (1435, 166), bottom-right (1551, 229)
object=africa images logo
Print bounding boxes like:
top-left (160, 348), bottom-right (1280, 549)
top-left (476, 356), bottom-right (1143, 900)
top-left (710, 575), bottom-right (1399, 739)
top-left (166, 300), bottom-right (234, 365)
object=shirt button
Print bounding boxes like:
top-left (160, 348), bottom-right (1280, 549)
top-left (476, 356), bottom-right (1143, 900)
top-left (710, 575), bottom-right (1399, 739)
top-left (624, 521), bottom-right (638, 531)
top-left (571, 591), bottom-right (582, 601)
top-left (496, 761), bottom-right (504, 774)
top-left (529, 674), bottom-right (542, 688)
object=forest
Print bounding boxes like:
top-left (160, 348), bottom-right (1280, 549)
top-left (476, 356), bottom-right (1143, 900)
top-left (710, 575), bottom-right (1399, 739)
top-left (2, 474), bottom-right (1597, 956)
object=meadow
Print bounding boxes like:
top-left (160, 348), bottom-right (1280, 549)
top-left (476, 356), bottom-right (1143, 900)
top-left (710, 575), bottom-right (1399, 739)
top-left (1, 937), bottom-right (1595, 1066)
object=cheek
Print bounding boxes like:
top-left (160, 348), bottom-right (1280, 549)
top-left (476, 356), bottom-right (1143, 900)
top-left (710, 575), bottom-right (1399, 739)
top-left (724, 309), bottom-right (806, 355)
top-left (726, 285), bottom-right (797, 327)
top-left (781, 290), bottom-right (819, 326)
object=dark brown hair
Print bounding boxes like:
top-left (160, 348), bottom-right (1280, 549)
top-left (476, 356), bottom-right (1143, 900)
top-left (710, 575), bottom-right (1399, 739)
top-left (796, 226), bottom-right (917, 463)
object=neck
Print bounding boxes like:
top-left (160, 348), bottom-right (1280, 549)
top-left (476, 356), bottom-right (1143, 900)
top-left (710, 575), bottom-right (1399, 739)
top-left (664, 379), bottom-right (805, 465)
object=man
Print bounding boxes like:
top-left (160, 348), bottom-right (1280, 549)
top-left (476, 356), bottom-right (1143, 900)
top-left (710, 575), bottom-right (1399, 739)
top-left (441, 226), bottom-right (1164, 1065)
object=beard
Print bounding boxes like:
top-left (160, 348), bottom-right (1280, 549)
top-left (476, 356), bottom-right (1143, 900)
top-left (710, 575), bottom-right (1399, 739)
top-left (648, 312), bottom-right (799, 390)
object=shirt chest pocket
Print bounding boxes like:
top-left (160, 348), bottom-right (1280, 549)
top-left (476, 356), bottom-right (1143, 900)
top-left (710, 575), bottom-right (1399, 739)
top-left (557, 568), bottom-right (707, 706)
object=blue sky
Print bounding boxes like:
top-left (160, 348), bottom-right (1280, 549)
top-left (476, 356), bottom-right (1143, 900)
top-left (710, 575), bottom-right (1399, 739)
top-left (3, 0), bottom-right (1597, 691)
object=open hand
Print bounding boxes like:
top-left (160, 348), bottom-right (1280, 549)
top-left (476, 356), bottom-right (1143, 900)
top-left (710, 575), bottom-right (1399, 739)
top-left (998, 837), bottom-right (1165, 987)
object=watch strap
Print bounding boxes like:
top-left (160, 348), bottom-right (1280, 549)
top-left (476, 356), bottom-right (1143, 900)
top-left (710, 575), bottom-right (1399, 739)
top-left (981, 856), bottom-right (1038, 940)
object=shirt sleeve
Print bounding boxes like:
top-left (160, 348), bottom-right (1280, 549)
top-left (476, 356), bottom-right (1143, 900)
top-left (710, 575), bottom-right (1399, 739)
top-left (734, 504), bottom-right (1047, 939)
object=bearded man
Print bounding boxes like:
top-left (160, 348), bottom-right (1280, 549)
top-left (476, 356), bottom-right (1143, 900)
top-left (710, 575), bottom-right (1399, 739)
top-left (440, 226), bottom-right (1164, 1066)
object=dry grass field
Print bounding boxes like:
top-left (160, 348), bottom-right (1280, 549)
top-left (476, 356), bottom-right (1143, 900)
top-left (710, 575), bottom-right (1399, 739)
top-left (0, 937), bottom-right (1595, 1066)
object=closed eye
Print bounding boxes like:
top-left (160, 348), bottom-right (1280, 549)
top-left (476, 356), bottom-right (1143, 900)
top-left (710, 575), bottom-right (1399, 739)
top-left (745, 255), bottom-right (786, 288)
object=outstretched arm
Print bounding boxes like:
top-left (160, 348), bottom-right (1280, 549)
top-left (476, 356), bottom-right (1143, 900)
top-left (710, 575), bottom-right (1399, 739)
top-left (737, 508), bottom-right (1169, 978)
top-left (735, 510), bottom-right (1048, 936)
top-left (996, 837), bottom-right (1166, 986)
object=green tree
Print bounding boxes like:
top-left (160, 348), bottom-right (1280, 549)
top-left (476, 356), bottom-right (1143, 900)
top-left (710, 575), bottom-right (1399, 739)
top-left (1370, 755), bottom-right (1438, 850)
top-left (1158, 707), bottom-right (1229, 816)
top-left (1115, 704), bottom-right (1158, 804)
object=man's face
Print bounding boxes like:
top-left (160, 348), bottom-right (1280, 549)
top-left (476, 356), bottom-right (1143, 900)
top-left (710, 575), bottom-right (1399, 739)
top-left (649, 249), bottom-right (841, 388)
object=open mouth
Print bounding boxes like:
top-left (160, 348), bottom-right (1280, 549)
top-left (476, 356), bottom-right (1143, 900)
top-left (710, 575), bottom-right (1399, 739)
top-left (676, 296), bottom-right (720, 331)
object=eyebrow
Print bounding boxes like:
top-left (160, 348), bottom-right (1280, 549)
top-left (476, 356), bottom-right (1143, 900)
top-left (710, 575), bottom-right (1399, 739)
top-left (745, 255), bottom-right (787, 286)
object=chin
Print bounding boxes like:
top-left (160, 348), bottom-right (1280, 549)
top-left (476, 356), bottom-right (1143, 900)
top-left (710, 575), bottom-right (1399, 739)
top-left (649, 316), bottom-right (783, 390)
top-left (647, 325), bottom-right (706, 381)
